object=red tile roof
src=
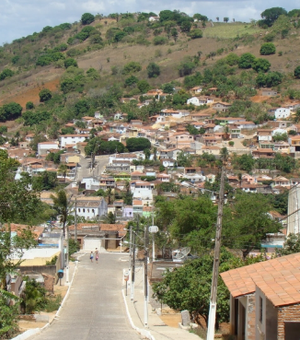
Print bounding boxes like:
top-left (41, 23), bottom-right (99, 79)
top-left (221, 253), bottom-right (300, 307)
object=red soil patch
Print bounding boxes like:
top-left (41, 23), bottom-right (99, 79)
top-left (0, 78), bottom-right (60, 109)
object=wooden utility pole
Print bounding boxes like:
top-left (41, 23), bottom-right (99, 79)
top-left (207, 166), bottom-right (225, 340)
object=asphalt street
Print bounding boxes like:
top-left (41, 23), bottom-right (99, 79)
top-left (31, 253), bottom-right (142, 340)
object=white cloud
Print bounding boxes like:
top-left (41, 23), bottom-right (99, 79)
top-left (0, 0), bottom-right (298, 45)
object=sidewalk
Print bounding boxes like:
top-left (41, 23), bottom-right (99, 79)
top-left (122, 264), bottom-right (203, 340)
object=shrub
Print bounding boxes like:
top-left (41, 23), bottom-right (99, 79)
top-left (252, 58), bottom-right (271, 73)
top-left (294, 66), bottom-right (300, 79)
top-left (260, 42), bottom-right (276, 55)
top-left (64, 58), bottom-right (78, 68)
top-left (225, 53), bottom-right (239, 66)
top-left (123, 61), bottom-right (142, 74)
top-left (124, 75), bottom-right (139, 87)
top-left (189, 29), bottom-right (203, 39)
top-left (178, 58), bottom-right (196, 77)
top-left (238, 53), bottom-right (255, 69)
top-left (153, 36), bottom-right (168, 45)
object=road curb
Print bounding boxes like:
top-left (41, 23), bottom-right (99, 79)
top-left (11, 255), bottom-right (82, 340)
top-left (122, 289), bottom-right (155, 340)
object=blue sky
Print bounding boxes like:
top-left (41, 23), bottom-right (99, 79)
top-left (0, 0), bottom-right (299, 45)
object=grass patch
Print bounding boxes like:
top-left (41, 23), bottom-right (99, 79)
top-left (44, 294), bottom-right (62, 313)
top-left (204, 23), bottom-right (263, 39)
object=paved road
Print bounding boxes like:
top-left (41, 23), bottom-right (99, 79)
top-left (31, 253), bottom-right (141, 340)
top-left (76, 155), bottom-right (109, 182)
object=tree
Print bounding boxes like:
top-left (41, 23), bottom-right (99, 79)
top-left (178, 57), bottom-right (196, 77)
top-left (252, 58), bottom-right (271, 73)
top-left (0, 151), bottom-right (43, 337)
top-left (126, 137), bottom-right (151, 152)
top-left (180, 20), bottom-right (192, 32)
top-left (260, 7), bottom-right (287, 27)
top-left (26, 101), bottom-right (34, 110)
top-left (0, 102), bottom-right (22, 121)
top-left (32, 171), bottom-right (57, 190)
top-left (232, 153), bottom-right (255, 172)
top-left (0, 68), bottom-right (14, 80)
top-left (171, 28), bottom-right (178, 42)
top-left (161, 83), bottom-right (174, 94)
top-left (39, 88), bottom-right (52, 102)
top-left (260, 42), bottom-right (276, 55)
top-left (147, 62), bottom-right (160, 78)
top-left (177, 151), bottom-right (193, 167)
top-left (124, 75), bottom-right (139, 87)
top-left (272, 132), bottom-right (288, 142)
top-left (223, 17), bottom-right (229, 23)
top-left (137, 80), bottom-right (150, 93)
top-left (51, 190), bottom-right (71, 237)
top-left (101, 212), bottom-right (116, 224)
top-left (278, 233), bottom-right (300, 255)
top-left (58, 164), bottom-right (68, 182)
top-left (223, 192), bottom-right (280, 259)
top-left (152, 249), bottom-right (238, 327)
top-left (238, 53), bottom-right (255, 69)
top-left (81, 12), bottom-right (95, 25)
top-left (294, 65), bottom-right (300, 79)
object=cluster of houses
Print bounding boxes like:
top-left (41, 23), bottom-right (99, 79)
top-left (3, 86), bottom-right (300, 338)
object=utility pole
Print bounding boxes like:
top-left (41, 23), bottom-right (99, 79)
top-left (74, 197), bottom-right (77, 244)
top-left (144, 222), bottom-right (149, 327)
top-left (207, 166), bottom-right (225, 340)
top-left (131, 215), bottom-right (138, 301)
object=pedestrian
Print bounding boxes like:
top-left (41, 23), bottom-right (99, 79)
top-left (90, 251), bottom-right (94, 263)
top-left (95, 248), bottom-right (99, 264)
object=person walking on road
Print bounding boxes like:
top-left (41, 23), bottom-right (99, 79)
top-left (95, 248), bottom-right (99, 264)
top-left (90, 251), bottom-right (94, 263)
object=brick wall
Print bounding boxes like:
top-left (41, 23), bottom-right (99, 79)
top-left (247, 293), bottom-right (256, 340)
top-left (278, 303), bottom-right (300, 340)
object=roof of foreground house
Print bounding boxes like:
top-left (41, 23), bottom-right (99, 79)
top-left (221, 253), bottom-right (300, 307)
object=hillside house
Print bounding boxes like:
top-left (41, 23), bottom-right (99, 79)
top-left (252, 148), bottom-right (275, 159)
top-left (257, 129), bottom-right (273, 142)
top-left (213, 101), bottom-right (232, 112)
top-left (261, 88), bottom-right (278, 96)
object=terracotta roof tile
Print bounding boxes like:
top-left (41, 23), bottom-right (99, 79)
top-left (221, 252), bottom-right (300, 307)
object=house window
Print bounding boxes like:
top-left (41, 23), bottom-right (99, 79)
top-left (259, 296), bottom-right (263, 323)
top-left (92, 209), bottom-right (94, 214)
top-left (83, 209), bottom-right (85, 213)
top-left (78, 208), bottom-right (81, 212)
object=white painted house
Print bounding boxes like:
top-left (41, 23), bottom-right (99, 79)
top-left (59, 134), bottom-right (88, 149)
top-left (37, 141), bottom-right (59, 156)
top-left (71, 196), bottom-right (107, 220)
top-left (274, 107), bottom-right (291, 119)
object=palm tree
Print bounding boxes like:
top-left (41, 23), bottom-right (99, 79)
top-left (51, 190), bottom-right (70, 237)
top-left (58, 164), bottom-right (68, 182)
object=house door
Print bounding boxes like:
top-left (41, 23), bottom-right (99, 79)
top-left (237, 303), bottom-right (246, 340)
top-left (285, 322), bottom-right (300, 340)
